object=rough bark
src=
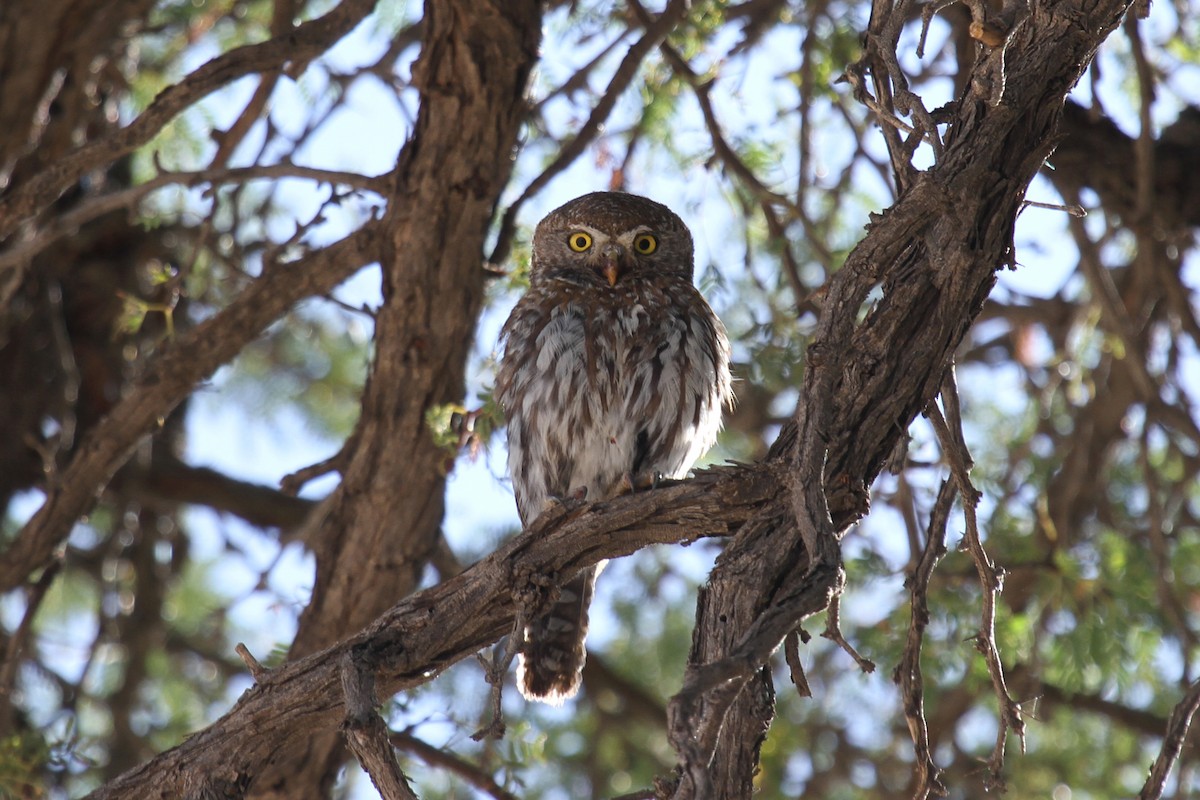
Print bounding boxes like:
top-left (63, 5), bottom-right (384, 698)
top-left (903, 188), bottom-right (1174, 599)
top-left (81, 465), bottom-right (776, 800)
top-left (665, 1), bottom-right (1136, 796)
top-left (248, 1), bottom-right (543, 796)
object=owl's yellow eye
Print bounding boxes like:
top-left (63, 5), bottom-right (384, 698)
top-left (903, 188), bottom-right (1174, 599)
top-left (633, 233), bottom-right (658, 255)
top-left (567, 232), bottom-right (593, 252)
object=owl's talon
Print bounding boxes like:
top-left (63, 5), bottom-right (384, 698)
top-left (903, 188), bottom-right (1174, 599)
top-left (540, 486), bottom-right (588, 516)
top-left (609, 470), bottom-right (660, 497)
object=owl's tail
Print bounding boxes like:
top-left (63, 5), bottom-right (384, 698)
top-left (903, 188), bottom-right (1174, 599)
top-left (516, 566), bottom-right (598, 705)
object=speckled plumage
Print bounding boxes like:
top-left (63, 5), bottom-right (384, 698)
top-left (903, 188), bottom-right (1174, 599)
top-left (497, 191), bottom-right (732, 704)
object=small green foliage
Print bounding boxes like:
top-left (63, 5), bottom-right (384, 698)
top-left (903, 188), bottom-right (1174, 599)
top-left (0, 730), bottom-right (50, 799)
top-left (424, 402), bottom-right (467, 452)
top-left (116, 291), bottom-right (177, 339)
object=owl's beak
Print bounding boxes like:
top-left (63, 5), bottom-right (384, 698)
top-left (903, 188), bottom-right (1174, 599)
top-left (600, 244), bottom-right (625, 287)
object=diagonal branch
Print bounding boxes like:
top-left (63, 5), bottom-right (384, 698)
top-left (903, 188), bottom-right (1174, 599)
top-left (1140, 679), bottom-right (1200, 800)
top-left (664, 0), bottom-right (1137, 796)
top-left (81, 464), bottom-right (779, 800)
top-left (0, 164), bottom-right (386, 273)
top-left (895, 476), bottom-right (954, 799)
top-left (487, 0), bottom-right (691, 268)
top-left (0, 0), bottom-right (379, 241)
top-left (0, 223), bottom-right (381, 591)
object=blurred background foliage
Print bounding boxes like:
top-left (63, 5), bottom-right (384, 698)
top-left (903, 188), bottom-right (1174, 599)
top-left (2, 0), bottom-right (1200, 798)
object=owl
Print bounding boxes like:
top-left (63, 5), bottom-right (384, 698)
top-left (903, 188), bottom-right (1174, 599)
top-left (496, 191), bottom-right (732, 704)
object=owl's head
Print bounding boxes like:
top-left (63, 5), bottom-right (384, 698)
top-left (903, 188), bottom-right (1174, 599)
top-left (530, 192), bottom-right (694, 287)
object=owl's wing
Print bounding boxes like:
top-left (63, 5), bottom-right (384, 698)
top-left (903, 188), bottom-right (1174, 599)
top-left (622, 283), bottom-right (731, 481)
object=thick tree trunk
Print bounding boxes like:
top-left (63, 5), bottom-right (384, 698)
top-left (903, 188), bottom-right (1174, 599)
top-left (666, 1), bottom-right (1137, 796)
top-left (247, 1), bottom-right (543, 796)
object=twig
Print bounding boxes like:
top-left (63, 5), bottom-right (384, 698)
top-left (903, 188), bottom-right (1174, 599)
top-left (894, 476), bottom-right (956, 799)
top-left (1139, 679), bottom-right (1200, 800)
top-left (1020, 198), bottom-right (1086, 216)
top-left (471, 643), bottom-right (512, 742)
top-left (235, 643), bottom-right (269, 682)
top-left (821, 594), bottom-right (875, 674)
top-left (472, 575), bottom-right (547, 741)
top-left (927, 372), bottom-right (1025, 790)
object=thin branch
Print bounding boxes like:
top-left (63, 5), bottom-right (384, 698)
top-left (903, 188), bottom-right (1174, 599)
top-left (895, 476), bottom-right (955, 799)
top-left (821, 594), bottom-right (876, 674)
top-left (208, 0), bottom-right (298, 167)
top-left (0, 164), bottom-right (385, 273)
top-left (0, 0), bottom-right (380, 240)
top-left (0, 223), bottom-right (381, 592)
top-left (1140, 679), bottom-right (1200, 800)
top-left (487, 0), bottom-right (691, 267)
top-left (927, 374), bottom-right (1024, 790)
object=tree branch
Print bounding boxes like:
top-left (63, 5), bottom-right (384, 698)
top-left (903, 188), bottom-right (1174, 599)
top-left (82, 464), bottom-right (777, 800)
top-left (0, 0), bottom-right (380, 241)
top-left (1141, 679), bottom-right (1200, 800)
top-left (0, 223), bottom-right (381, 591)
top-left (664, 0), bottom-right (1136, 795)
top-left (0, 164), bottom-right (386, 273)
